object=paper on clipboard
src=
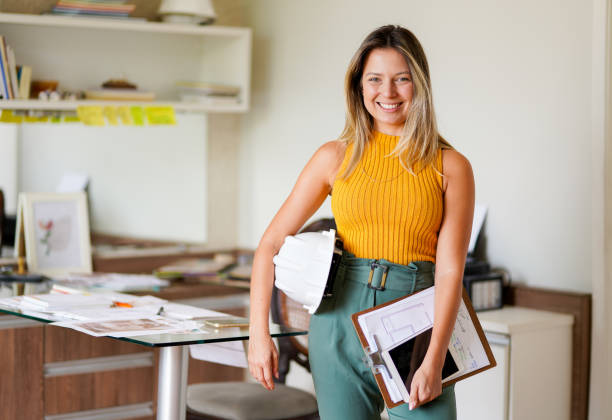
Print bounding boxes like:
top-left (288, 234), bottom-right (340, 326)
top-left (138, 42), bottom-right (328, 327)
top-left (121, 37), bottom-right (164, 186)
top-left (353, 286), bottom-right (495, 405)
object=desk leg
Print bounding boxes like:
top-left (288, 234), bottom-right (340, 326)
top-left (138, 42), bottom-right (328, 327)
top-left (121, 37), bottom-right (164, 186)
top-left (157, 346), bottom-right (189, 420)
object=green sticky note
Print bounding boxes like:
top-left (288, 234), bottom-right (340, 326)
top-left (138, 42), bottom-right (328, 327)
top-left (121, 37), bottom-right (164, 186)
top-left (130, 106), bottom-right (145, 126)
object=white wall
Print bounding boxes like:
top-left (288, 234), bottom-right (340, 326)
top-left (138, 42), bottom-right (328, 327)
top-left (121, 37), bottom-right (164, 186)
top-left (239, 0), bottom-right (609, 416)
top-left (238, 0), bottom-right (598, 294)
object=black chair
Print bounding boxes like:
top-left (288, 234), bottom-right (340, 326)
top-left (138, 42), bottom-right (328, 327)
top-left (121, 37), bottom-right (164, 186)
top-left (186, 219), bottom-right (336, 420)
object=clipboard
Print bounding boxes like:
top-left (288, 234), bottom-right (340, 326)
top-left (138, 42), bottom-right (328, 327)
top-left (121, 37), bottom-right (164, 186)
top-left (351, 286), bottom-right (496, 408)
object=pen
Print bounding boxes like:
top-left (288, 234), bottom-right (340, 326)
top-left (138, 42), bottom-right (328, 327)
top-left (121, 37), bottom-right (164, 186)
top-left (112, 301), bottom-right (133, 308)
top-left (157, 306), bottom-right (165, 316)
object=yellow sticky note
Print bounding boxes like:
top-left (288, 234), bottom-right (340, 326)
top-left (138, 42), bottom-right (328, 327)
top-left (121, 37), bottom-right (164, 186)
top-left (103, 106), bottom-right (119, 126)
top-left (117, 106), bottom-right (132, 125)
top-left (77, 106), bottom-right (105, 126)
top-left (24, 115), bottom-right (48, 123)
top-left (0, 110), bottom-right (23, 123)
top-left (145, 106), bottom-right (176, 125)
top-left (64, 115), bottom-right (81, 123)
top-left (130, 106), bottom-right (145, 126)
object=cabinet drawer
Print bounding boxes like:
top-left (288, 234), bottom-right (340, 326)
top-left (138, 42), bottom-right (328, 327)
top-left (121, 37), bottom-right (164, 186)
top-left (44, 366), bottom-right (154, 415)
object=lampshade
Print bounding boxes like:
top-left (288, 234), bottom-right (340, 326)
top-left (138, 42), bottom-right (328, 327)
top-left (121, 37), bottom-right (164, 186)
top-left (158, 0), bottom-right (217, 25)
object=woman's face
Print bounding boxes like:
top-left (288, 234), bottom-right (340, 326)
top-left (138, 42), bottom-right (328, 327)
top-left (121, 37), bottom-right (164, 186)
top-left (361, 48), bottom-right (413, 136)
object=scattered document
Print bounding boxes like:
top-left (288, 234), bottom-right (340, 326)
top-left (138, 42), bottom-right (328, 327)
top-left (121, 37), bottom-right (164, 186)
top-left (57, 272), bottom-right (170, 292)
top-left (190, 329), bottom-right (248, 368)
top-left (53, 316), bottom-right (201, 337)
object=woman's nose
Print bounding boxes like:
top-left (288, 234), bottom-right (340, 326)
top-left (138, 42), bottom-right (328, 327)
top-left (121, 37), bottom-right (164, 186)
top-left (380, 80), bottom-right (396, 97)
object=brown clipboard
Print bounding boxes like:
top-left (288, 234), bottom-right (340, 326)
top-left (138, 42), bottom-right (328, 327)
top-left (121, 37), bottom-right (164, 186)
top-left (351, 287), bottom-right (496, 408)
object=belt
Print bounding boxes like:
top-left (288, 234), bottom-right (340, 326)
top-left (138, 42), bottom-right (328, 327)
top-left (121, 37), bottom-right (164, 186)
top-left (338, 250), bottom-right (435, 293)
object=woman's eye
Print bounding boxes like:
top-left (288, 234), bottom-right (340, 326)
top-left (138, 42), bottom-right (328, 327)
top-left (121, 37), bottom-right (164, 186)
top-left (367, 77), bottom-right (381, 83)
top-left (397, 77), bottom-right (412, 83)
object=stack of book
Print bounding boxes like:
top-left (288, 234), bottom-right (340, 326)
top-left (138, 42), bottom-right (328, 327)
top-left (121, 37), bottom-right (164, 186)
top-left (0, 35), bottom-right (31, 100)
top-left (49, 0), bottom-right (136, 19)
top-left (176, 81), bottom-right (241, 106)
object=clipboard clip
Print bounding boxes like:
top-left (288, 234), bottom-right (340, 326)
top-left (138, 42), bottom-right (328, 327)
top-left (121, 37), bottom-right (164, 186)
top-left (362, 335), bottom-right (392, 377)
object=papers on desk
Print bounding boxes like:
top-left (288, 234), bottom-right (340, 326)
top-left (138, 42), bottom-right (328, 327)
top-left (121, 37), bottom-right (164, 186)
top-left (54, 316), bottom-right (202, 337)
top-left (57, 272), bottom-right (170, 292)
top-left (190, 328), bottom-right (248, 368)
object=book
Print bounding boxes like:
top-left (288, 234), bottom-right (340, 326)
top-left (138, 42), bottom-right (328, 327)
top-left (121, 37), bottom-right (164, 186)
top-left (6, 46), bottom-right (19, 100)
top-left (0, 36), bottom-right (12, 99)
top-left (351, 286), bottom-right (496, 408)
top-left (17, 65), bottom-right (32, 100)
top-left (84, 88), bottom-right (155, 101)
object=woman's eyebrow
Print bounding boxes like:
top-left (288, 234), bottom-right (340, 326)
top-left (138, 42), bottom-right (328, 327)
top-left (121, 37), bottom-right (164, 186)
top-left (363, 71), bottom-right (411, 77)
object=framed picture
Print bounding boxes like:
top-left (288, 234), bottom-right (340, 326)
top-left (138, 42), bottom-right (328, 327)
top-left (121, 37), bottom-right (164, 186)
top-left (15, 192), bottom-right (92, 276)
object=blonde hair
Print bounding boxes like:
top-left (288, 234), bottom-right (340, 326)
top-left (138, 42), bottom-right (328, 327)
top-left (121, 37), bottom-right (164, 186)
top-left (339, 25), bottom-right (451, 177)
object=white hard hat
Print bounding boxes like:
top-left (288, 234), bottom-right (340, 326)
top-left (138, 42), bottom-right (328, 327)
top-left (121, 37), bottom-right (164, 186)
top-left (273, 229), bottom-right (342, 314)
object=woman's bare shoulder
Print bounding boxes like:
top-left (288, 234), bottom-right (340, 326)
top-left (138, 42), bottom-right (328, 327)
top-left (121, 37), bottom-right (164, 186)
top-left (441, 148), bottom-right (473, 191)
top-left (312, 140), bottom-right (347, 188)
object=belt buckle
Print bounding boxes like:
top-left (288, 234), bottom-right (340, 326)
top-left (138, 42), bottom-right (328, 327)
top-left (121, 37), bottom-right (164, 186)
top-left (367, 262), bottom-right (389, 291)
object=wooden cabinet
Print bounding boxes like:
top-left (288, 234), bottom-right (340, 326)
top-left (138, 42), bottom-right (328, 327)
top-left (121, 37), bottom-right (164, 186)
top-left (455, 306), bottom-right (574, 420)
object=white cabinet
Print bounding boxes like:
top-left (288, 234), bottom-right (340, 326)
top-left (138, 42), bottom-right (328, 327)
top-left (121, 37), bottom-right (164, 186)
top-left (0, 12), bottom-right (251, 113)
top-left (455, 306), bottom-right (574, 420)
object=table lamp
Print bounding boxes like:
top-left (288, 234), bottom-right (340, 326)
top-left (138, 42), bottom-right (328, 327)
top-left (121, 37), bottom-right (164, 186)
top-left (158, 0), bottom-right (217, 24)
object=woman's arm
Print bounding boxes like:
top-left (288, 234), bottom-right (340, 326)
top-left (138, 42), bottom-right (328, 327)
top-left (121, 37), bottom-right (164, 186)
top-left (408, 149), bottom-right (474, 410)
top-left (248, 140), bottom-right (345, 391)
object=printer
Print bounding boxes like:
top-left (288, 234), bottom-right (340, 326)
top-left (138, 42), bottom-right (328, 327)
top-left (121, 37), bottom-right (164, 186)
top-left (463, 205), bottom-right (505, 312)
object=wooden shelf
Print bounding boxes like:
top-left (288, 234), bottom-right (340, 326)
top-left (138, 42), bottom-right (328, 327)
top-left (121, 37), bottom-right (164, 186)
top-left (0, 12), bottom-right (248, 38)
top-left (0, 12), bottom-right (252, 114)
top-left (0, 99), bottom-right (247, 113)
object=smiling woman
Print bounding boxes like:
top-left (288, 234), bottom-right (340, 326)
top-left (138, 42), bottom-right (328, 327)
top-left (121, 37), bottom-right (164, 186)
top-left (248, 25), bottom-right (474, 420)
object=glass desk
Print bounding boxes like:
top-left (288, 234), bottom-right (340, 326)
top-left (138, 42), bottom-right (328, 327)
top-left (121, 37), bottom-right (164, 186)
top-left (0, 304), bottom-right (307, 420)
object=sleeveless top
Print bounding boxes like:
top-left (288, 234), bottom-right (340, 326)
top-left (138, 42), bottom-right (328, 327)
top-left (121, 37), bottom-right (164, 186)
top-left (331, 131), bottom-right (444, 264)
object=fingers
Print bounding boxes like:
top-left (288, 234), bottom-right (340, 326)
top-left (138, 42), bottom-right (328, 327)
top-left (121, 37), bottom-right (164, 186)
top-left (247, 338), bottom-right (278, 391)
top-left (409, 381), bottom-right (419, 410)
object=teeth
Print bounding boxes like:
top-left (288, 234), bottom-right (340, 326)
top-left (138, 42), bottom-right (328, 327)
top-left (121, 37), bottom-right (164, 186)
top-left (378, 102), bottom-right (400, 110)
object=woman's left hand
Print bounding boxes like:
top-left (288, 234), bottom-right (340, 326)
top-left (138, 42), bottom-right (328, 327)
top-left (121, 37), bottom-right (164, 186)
top-left (408, 362), bottom-right (442, 410)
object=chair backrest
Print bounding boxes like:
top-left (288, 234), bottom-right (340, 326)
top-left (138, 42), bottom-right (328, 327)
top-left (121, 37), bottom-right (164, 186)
top-left (271, 218), bottom-right (336, 383)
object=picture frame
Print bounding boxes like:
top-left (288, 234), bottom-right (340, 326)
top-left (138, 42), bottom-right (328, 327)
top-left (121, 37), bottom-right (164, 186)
top-left (15, 192), bottom-right (92, 276)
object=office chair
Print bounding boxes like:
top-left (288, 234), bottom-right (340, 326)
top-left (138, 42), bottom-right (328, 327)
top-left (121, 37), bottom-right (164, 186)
top-left (185, 219), bottom-right (336, 420)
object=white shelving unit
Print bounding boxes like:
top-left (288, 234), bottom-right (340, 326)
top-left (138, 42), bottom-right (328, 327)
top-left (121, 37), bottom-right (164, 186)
top-left (0, 12), bottom-right (251, 113)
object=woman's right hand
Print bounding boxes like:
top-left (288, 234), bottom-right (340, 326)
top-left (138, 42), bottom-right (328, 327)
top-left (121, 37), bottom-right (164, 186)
top-left (248, 332), bottom-right (279, 390)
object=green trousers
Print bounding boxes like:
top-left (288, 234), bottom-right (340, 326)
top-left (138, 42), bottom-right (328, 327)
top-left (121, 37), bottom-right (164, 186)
top-left (309, 253), bottom-right (456, 420)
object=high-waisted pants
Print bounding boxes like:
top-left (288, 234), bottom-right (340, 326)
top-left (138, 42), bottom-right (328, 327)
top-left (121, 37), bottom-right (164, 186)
top-left (309, 253), bottom-right (456, 420)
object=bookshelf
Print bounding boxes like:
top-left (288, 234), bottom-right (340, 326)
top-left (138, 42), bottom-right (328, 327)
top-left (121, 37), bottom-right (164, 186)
top-left (0, 12), bottom-right (251, 113)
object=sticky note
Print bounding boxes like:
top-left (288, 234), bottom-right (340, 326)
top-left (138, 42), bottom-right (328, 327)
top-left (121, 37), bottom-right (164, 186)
top-left (77, 106), bottom-right (105, 126)
top-left (145, 106), bottom-right (176, 125)
top-left (24, 115), bottom-right (48, 123)
top-left (0, 110), bottom-right (23, 123)
top-left (117, 106), bottom-right (132, 125)
top-left (64, 115), bottom-right (81, 123)
top-left (130, 106), bottom-right (145, 126)
top-left (103, 106), bottom-right (119, 126)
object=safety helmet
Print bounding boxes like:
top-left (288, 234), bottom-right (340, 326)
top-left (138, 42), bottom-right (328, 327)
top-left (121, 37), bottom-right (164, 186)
top-left (273, 229), bottom-right (343, 314)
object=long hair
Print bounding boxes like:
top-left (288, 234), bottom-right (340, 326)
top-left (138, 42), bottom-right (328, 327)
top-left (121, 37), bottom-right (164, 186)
top-left (338, 25), bottom-right (451, 178)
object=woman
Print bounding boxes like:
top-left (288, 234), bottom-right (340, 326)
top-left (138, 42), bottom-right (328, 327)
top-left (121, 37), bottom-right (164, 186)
top-left (248, 25), bottom-right (474, 420)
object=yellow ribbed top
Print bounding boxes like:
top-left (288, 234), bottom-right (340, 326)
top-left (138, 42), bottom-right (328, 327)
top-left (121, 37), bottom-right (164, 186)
top-left (331, 132), bottom-right (444, 264)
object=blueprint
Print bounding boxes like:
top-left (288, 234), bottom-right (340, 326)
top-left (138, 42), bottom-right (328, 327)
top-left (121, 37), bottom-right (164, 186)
top-left (356, 286), bottom-right (491, 403)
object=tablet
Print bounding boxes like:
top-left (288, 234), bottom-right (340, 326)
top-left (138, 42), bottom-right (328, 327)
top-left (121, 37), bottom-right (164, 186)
top-left (382, 329), bottom-right (460, 402)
